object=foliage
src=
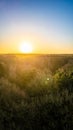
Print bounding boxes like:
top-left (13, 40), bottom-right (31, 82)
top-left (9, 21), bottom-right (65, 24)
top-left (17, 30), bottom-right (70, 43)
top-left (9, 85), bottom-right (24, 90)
top-left (0, 54), bottom-right (73, 130)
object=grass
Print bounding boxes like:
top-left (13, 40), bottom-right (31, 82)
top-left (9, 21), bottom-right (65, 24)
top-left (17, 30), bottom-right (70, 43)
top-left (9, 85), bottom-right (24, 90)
top-left (0, 54), bottom-right (73, 130)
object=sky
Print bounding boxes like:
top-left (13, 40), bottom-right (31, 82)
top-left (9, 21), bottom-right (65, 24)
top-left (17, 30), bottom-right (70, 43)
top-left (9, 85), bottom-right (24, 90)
top-left (0, 0), bottom-right (73, 54)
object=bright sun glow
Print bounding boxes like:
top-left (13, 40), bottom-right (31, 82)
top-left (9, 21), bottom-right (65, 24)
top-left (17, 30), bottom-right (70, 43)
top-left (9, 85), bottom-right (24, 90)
top-left (19, 42), bottom-right (33, 53)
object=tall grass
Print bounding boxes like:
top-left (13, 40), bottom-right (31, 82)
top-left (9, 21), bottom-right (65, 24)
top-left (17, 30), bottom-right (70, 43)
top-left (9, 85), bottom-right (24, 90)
top-left (0, 54), bottom-right (73, 130)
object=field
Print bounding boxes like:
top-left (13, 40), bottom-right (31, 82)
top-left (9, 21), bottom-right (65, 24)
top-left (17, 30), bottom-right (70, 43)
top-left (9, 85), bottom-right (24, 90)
top-left (0, 54), bottom-right (73, 130)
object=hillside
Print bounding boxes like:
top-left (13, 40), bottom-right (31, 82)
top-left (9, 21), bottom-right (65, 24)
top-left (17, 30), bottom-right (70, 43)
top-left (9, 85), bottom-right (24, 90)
top-left (0, 54), bottom-right (73, 130)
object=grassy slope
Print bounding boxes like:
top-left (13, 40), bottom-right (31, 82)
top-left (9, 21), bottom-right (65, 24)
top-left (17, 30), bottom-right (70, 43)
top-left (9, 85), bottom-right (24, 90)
top-left (0, 54), bottom-right (73, 130)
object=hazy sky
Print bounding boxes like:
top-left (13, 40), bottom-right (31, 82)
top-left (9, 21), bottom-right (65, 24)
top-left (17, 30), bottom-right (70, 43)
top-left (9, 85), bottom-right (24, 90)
top-left (0, 0), bottom-right (73, 53)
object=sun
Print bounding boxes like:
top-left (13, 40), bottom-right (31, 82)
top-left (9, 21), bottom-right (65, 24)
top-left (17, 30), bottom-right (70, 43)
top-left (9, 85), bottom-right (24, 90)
top-left (19, 42), bottom-right (33, 53)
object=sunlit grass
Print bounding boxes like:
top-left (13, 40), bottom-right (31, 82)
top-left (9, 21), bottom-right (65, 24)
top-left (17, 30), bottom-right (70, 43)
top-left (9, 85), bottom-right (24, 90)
top-left (0, 54), bottom-right (73, 129)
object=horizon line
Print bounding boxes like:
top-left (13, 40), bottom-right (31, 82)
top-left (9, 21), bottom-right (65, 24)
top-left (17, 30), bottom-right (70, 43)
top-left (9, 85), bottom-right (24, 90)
top-left (0, 53), bottom-right (73, 55)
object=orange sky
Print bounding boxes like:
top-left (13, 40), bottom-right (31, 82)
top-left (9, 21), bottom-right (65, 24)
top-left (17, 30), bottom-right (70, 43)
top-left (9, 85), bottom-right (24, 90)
top-left (0, 0), bottom-right (73, 54)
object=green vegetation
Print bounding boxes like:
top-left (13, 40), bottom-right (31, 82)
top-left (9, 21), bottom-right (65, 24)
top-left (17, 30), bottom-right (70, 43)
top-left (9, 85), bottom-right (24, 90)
top-left (0, 54), bottom-right (73, 130)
